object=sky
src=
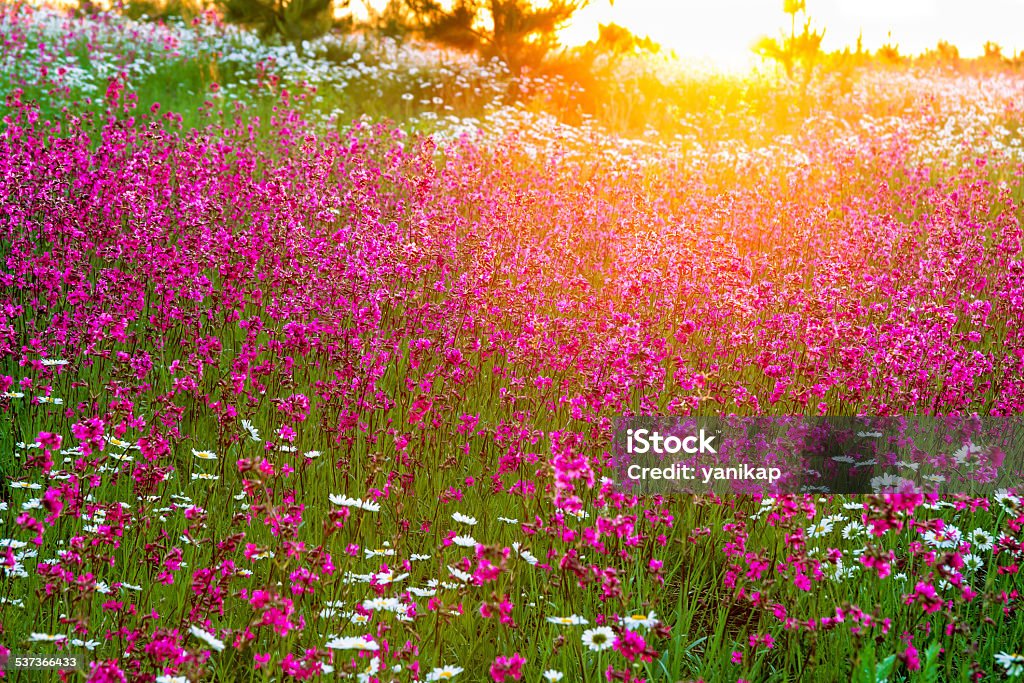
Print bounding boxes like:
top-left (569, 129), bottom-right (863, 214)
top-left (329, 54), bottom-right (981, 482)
top-left (559, 0), bottom-right (1024, 68)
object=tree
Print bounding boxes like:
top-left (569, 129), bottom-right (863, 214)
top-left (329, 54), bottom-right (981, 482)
top-left (403, 0), bottom-right (588, 70)
top-left (753, 0), bottom-right (824, 81)
top-left (936, 40), bottom-right (959, 64)
top-left (875, 34), bottom-right (901, 65)
top-left (217, 0), bottom-right (346, 43)
top-left (918, 40), bottom-right (959, 69)
top-left (360, 0), bottom-right (418, 40)
top-left (592, 22), bottom-right (660, 56)
top-left (983, 41), bottom-right (1004, 62)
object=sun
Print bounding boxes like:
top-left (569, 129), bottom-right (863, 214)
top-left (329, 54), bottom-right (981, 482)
top-left (559, 0), bottom-right (1024, 68)
top-left (559, 0), bottom-right (778, 71)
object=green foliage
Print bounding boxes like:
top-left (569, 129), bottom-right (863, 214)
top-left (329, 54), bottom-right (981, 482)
top-left (852, 642), bottom-right (896, 683)
top-left (921, 641), bottom-right (941, 683)
top-left (121, 0), bottom-right (206, 21)
top-left (216, 0), bottom-right (343, 43)
top-left (402, 0), bottom-right (587, 70)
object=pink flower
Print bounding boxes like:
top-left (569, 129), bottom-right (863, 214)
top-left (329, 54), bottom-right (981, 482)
top-left (277, 424), bottom-right (296, 442)
top-left (71, 417), bottom-right (105, 457)
top-left (86, 661), bottom-right (127, 683)
top-left (899, 645), bottom-right (921, 671)
top-left (489, 653), bottom-right (525, 682)
top-left (408, 395), bottom-right (433, 425)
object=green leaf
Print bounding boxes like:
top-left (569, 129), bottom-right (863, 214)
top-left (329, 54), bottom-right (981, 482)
top-left (922, 642), bottom-right (941, 683)
top-left (853, 643), bottom-right (876, 683)
top-left (875, 654), bottom-right (896, 682)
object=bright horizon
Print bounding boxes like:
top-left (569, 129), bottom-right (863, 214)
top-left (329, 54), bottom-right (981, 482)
top-left (559, 0), bottom-right (1024, 69)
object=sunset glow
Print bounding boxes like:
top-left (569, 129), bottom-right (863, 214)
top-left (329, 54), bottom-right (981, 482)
top-left (560, 0), bottom-right (1024, 69)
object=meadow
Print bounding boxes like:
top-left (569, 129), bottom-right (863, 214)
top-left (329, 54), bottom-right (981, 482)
top-left (2, 4), bottom-right (1024, 682)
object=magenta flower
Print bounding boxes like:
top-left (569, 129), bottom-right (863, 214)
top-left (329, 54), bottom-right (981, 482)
top-left (489, 653), bottom-right (525, 682)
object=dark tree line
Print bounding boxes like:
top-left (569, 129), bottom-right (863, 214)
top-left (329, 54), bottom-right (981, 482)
top-left (211, 0), bottom-right (590, 70)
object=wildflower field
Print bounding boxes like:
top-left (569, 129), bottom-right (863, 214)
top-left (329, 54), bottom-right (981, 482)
top-left (2, 5), bottom-right (1024, 682)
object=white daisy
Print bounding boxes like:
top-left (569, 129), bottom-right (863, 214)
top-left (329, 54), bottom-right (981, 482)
top-left (189, 625), bottom-right (225, 652)
top-left (842, 521), bottom-right (868, 540)
top-left (191, 449), bottom-right (217, 460)
top-left (447, 565), bottom-right (472, 582)
top-left (363, 597), bottom-right (402, 612)
top-left (969, 528), bottom-right (995, 552)
top-left (870, 473), bottom-right (912, 491)
top-left (963, 554), bottom-right (984, 572)
top-left (806, 519), bottom-right (835, 538)
top-left (995, 490), bottom-right (1022, 514)
top-left (356, 657), bottom-right (381, 683)
top-left (952, 441), bottom-right (984, 465)
top-left (329, 494), bottom-right (360, 507)
top-left (922, 525), bottom-right (962, 549)
top-left (581, 626), bottom-right (616, 651)
top-left (547, 614), bottom-right (588, 626)
top-left (373, 570), bottom-right (408, 584)
top-left (996, 652), bottom-right (1024, 677)
top-left (325, 636), bottom-right (379, 651)
top-left (620, 611), bottom-right (658, 630)
top-left (452, 512), bottom-right (478, 526)
top-left (427, 666), bottom-right (464, 681)
top-left (70, 638), bottom-right (101, 651)
top-left (241, 420), bottom-right (261, 442)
